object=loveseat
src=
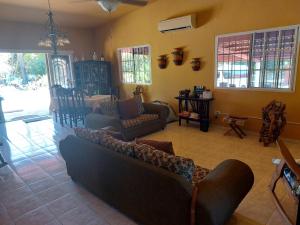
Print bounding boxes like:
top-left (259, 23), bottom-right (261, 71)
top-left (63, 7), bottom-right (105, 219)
top-left (85, 102), bottom-right (169, 141)
top-left (60, 134), bottom-right (254, 225)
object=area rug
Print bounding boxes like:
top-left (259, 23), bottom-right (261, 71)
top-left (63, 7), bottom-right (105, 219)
top-left (22, 115), bottom-right (51, 123)
top-left (8, 115), bottom-right (51, 123)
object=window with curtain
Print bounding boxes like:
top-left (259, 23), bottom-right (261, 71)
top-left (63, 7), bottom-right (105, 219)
top-left (118, 45), bottom-right (151, 85)
top-left (216, 26), bottom-right (299, 90)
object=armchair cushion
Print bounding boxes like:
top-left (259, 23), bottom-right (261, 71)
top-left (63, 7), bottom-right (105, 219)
top-left (117, 98), bottom-right (139, 119)
top-left (283, 167), bottom-right (300, 195)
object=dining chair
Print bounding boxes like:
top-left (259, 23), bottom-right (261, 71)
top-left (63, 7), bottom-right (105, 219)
top-left (56, 87), bottom-right (73, 127)
top-left (70, 88), bottom-right (90, 127)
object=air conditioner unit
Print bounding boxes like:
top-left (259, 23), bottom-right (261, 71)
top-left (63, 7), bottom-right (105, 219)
top-left (158, 14), bottom-right (197, 33)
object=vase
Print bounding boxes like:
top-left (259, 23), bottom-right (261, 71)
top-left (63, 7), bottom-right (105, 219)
top-left (158, 55), bottom-right (168, 69)
top-left (172, 48), bottom-right (184, 65)
top-left (191, 58), bottom-right (201, 71)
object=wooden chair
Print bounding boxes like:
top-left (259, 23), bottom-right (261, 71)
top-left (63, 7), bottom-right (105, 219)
top-left (270, 139), bottom-right (300, 225)
top-left (70, 88), bottom-right (90, 127)
top-left (224, 115), bottom-right (248, 139)
top-left (56, 87), bottom-right (74, 127)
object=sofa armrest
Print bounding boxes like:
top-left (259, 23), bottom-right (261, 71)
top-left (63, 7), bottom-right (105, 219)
top-left (143, 103), bottom-right (169, 123)
top-left (195, 159), bottom-right (254, 225)
top-left (85, 113), bottom-right (121, 131)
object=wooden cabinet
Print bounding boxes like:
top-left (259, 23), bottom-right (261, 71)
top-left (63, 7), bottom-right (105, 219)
top-left (73, 60), bottom-right (112, 95)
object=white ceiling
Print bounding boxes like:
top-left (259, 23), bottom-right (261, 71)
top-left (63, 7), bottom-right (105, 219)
top-left (0, 0), bottom-right (155, 28)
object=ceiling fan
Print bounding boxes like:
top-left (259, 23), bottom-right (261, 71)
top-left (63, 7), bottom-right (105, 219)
top-left (73, 0), bottom-right (148, 13)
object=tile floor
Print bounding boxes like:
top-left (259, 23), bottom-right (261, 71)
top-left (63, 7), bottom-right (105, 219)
top-left (0, 120), bottom-right (137, 225)
top-left (0, 119), bottom-right (299, 225)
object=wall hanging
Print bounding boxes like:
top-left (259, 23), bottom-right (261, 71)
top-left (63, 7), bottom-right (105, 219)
top-left (158, 55), bottom-right (168, 69)
top-left (172, 48), bottom-right (184, 65)
top-left (191, 58), bottom-right (201, 71)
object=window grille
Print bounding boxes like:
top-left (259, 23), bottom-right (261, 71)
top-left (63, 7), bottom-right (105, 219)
top-left (216, 26), bottom-right (299, 90)
top-left (118, 45), bottom-right (151, 85)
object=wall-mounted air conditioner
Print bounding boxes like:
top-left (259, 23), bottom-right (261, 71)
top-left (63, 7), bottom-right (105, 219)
top-left (158, 14), bottom-right (197, 33)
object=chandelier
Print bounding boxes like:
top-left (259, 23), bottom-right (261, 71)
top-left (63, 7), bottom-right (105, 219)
top-left (38, 0), bottom-right (70, 55)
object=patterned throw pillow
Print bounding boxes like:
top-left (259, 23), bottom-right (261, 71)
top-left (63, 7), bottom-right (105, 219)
top-left (133, 143), bottom-right (195, 182)
top-left (74, 127), bottom-right (105, 144)
top-left (134, 95), bottom-right (144, 115)
top-left (136, 139), bottom-right (175, 155)
top-left (192, 165), bottom-right (210, 185)
top-left (101, 134), bottom-right (135, 157)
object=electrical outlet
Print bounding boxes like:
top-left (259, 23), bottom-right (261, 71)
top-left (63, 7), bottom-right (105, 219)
top-left (215, 111), bottom-right (221, 118)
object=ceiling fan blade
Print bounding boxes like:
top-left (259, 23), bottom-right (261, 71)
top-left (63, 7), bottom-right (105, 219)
top-left (119, 0), bottom-right (148, 6)
top-left (70, 0), bottom-right (95, 3)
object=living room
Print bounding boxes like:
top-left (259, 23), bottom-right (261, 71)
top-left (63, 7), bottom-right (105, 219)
top-left (0, 0), bottom-right (300, 225)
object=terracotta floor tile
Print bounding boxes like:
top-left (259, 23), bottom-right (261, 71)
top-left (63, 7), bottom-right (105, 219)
top-left (58, 205), bottom-right (99, 225)
top-left (15, 207), bottom-right (55, 225)
top-left (5, 195), bottom-right (43, 220)
top-left (47, 194), bottom-right (79, 217)
top-left (36, 186), bottom-right (69, 204)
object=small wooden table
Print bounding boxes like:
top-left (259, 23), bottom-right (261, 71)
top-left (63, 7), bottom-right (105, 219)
top-left (175, 96), bottom-right (214, 132)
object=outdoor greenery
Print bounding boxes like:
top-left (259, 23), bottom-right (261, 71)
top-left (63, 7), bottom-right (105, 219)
top-left (0, 53), bottom-right (47, 85)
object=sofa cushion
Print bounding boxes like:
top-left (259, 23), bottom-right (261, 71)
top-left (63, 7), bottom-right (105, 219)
top-left (133, 143), bottom-right (195, 182)
top-left (74, 127), bottom-right (105, 144)
top-left (192, 165), bottom-right (210, 185)
top-left (121, 114), bottom-right (159, 129)
top-left (136, 139), bottom-right (175, 155)
top-left (118, 98), bottom-right (139, 119)
top-left (101, 133), bottom-right (135, 157)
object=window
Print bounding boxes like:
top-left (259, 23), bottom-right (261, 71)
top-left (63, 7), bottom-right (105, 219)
top-left (216, 26), bottom-right (299, 90)
top-left (118, 45), bottom-right (151, 84)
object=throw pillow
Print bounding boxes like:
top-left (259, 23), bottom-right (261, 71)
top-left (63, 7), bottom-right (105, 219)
top-left (135, 139), bottom-right (175, 155)
top-left (192, 165), bottom-right (210, 185)
top-left (134, 95), bottom-right (144, 115)
top-left (133, 143), bottom-right (195, 182)
top-left (101, 133), bottom-right (135, 157)
top-left (74, 127), bottom-right (105, 144)
top-left (117, 98), bottom-right (139, 119)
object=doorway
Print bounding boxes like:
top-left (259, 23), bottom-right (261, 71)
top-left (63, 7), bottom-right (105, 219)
top-left (0, 51), bottom-right (72, 123)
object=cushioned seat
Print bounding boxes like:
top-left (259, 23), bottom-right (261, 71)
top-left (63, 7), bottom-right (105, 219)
top-left (283, 167), bottom-right (300, 195)
top-left (121, 114), bottom-right (159, 129)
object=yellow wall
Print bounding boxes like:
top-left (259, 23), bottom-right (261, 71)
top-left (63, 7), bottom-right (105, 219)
top-left (95, 0), bottom-right (300, 139)
top-left (0, 20), bottom-right (95, 58)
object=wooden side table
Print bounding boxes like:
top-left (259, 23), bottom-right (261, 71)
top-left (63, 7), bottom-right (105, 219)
top-left (175, 96), bottom-right (214, 132)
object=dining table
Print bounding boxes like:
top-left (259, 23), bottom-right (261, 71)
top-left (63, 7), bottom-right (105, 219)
top-left (50, 94), bottom-right (114, 113)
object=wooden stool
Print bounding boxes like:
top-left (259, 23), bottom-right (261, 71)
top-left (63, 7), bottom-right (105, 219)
top-left (224, 115), bottom-right (248, 139)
